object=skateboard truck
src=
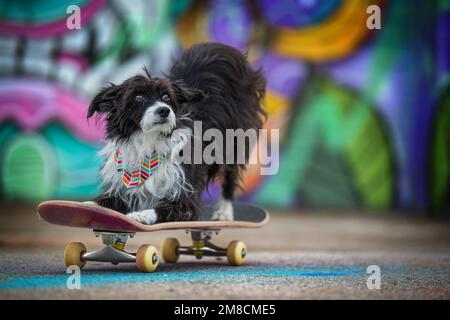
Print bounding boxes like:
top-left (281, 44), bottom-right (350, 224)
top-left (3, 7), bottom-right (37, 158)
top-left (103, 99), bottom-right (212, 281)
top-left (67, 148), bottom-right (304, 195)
top-left (63, 230), bottom-right (159, 273)
top-left (178, 230), bottom-right (227, 259)
top-left (161, 230), bottom-right (247, 266)
top-left (82, 231), bottom-right (137, 264)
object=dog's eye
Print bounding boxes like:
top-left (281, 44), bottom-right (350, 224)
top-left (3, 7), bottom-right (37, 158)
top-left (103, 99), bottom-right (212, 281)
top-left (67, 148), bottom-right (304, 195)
top-left (135, 95), bottom-right (144, 102)
top-left (161, 94), bottom-right (170, 102)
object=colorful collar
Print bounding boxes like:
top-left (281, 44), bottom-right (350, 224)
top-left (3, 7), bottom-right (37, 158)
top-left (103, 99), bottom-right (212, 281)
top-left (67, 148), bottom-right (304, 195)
top-left (114, 148), bottom-right (161, 188)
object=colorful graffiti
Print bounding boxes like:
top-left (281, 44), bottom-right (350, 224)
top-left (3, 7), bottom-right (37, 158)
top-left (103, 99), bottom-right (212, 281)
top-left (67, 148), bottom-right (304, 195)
top-left (0, 0), bottom-right (448, 213)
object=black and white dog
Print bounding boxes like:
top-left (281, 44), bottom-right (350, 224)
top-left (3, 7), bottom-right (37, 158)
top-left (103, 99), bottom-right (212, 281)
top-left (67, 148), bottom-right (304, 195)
top-left (87, 43), bottom-right (266, 224)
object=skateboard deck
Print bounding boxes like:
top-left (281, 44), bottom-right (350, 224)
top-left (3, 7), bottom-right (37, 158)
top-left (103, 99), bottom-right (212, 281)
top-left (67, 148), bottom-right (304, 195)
top-left (37, 200), bottom-right (269, 232)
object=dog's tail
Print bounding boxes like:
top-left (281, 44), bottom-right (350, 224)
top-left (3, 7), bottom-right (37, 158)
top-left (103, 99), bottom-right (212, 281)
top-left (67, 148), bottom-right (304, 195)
top-left (169, 42), bottom-right (267, 128)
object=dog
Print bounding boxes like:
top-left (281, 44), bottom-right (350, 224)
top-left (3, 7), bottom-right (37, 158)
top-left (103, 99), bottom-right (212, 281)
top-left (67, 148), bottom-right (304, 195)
top-left (86, 43), bottom-right (266, 224)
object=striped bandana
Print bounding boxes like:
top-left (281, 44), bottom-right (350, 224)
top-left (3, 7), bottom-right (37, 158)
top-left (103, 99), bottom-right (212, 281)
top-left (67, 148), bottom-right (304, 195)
top-left (114, 148), bottom-right (161, 188)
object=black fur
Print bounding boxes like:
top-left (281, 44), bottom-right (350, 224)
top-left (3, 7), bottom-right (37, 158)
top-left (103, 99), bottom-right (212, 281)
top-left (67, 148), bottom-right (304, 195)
top-left (88, 43), bottom-right (266, 223)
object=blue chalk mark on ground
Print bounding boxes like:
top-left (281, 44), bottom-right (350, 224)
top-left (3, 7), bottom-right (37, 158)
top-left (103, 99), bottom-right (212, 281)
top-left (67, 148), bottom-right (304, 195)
top-left (0, 266), bottom-right (364, 289)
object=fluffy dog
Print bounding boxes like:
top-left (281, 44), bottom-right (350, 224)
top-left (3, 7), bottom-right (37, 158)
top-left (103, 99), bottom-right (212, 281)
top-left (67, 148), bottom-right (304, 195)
top-left (87, 43), bottom-right (266, 224)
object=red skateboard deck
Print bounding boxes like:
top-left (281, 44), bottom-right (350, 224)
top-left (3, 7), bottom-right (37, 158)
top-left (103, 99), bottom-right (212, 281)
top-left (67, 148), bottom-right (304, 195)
top-left (37, 200), bottom-right (269, 233)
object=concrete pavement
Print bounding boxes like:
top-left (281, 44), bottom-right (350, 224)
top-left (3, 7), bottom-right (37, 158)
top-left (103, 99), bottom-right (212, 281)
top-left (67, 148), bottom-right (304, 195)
top-left (0, 202), bottom-right (449, 299)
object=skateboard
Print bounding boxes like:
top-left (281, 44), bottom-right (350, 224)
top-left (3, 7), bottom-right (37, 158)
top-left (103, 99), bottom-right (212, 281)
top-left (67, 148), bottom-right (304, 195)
top-left (37, 200), bottom-right (269, 272)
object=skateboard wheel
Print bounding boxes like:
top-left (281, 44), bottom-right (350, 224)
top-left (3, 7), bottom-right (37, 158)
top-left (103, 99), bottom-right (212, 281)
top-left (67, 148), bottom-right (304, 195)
top-left (227, 241), bottom-right (247, 266)
top-left (161, 238), bottom-right (180, 263)
top-left (136, 245), bottom-right (159, 273)
top-left (64, 242), bottom-right (87, 269)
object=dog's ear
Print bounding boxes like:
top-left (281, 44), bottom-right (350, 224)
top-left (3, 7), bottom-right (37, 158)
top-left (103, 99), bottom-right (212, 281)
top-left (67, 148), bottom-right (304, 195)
top-left (172, 81), bottom-right (206, 104)
top-left (87, 84), bottom-right (120, 118)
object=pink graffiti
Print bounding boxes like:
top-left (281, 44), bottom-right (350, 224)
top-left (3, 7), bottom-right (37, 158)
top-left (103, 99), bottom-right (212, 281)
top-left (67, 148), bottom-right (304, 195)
top-left (0, 79), bottom-right (104, 143)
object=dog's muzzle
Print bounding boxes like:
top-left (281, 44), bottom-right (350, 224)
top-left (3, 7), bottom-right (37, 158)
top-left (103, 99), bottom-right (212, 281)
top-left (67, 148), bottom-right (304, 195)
top-left (140, 102), bottom-right (176, 133)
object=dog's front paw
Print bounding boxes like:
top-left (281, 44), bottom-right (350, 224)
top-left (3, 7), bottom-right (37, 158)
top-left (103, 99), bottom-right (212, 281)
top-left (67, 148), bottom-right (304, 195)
top-left (127, 209), bottom-right (157, 225)
top-left (83, 201), bottom-right (100, 207)
top-left (211, 200), bottom-right (234, 221)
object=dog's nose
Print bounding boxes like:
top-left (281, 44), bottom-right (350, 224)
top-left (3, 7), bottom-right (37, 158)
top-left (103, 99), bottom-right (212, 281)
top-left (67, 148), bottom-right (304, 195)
top-left (156, 107), bottom-right (170, 118)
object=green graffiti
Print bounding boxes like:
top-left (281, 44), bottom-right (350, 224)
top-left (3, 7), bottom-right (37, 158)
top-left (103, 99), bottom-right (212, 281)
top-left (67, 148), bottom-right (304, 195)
top-left (0, 123), bottom-right (102, 201)
top-left (429, 89), bottom-right (450, 213)
top-left (0, 122), bottom-right (18, 150)
top-left (42, 124), bottom-right (101, 199)
top-left (439, 0), bottom-right (450, 11)
top-left (2, 134), bottom-right (57, 200)
top-left (254, 79), bottom-right (394, 208)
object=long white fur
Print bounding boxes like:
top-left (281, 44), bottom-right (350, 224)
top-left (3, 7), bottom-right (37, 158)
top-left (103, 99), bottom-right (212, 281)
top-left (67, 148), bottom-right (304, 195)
top-left (98, 102), bottom-right (192, 222)
top-left (127, 209), bottom-right (158, 225)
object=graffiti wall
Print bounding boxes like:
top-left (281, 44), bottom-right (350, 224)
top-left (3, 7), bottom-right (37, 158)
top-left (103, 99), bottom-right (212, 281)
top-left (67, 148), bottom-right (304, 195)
top-left (0, 0), bottom-right (448, 213)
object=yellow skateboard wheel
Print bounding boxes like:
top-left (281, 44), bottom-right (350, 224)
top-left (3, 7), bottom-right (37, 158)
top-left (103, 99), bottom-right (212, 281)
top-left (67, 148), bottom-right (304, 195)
top-left (161, 238), bottom-right (180, 263)
top-left (136, 245), bottom-right (159, 273)
top-left (64, 242), bottom-right (87, 268)
top-left (227, 240), bottom-right (247, 266)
